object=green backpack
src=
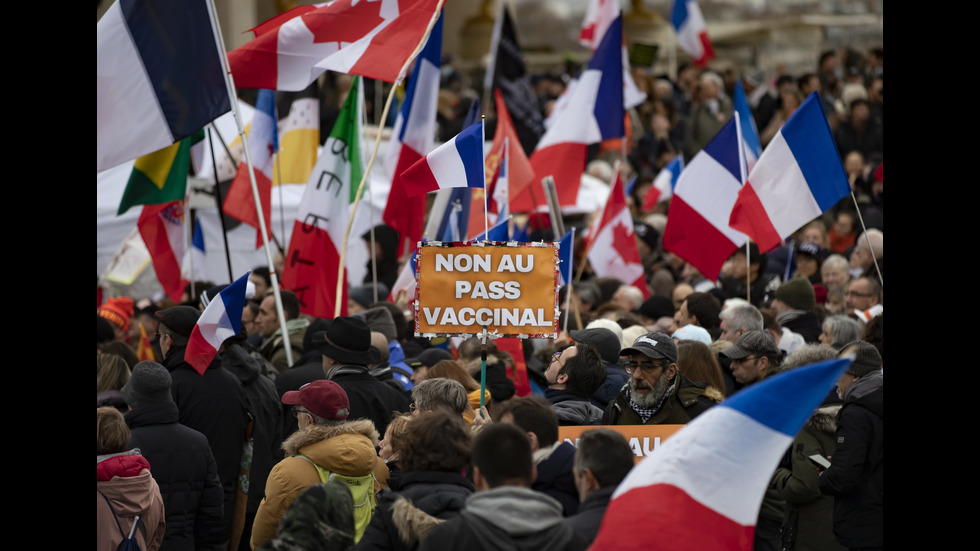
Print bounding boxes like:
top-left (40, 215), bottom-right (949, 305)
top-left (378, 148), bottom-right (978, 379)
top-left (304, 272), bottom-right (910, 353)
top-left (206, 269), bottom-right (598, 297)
top-left (298, 455), bottom-right (378, 543)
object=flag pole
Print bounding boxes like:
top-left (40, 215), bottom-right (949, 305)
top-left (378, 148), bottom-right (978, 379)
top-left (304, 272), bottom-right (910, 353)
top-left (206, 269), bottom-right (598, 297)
top-left (211, 0), bottom-right (292, 366)
top-left (206, 125), bottom-right (235, 282)
top-left (335, 0), bottom-right (448, 317)
top-left (745, 242), bottom-right (751, 305)
top-left (848, 194), bottom-right (883, 287)
top-left (482, 116), bottom-right (489, 240)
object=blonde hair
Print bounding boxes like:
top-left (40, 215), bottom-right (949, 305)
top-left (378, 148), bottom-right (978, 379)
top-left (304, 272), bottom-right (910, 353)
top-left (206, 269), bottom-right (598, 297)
top-left (97, 406), bottom-right (130, 455)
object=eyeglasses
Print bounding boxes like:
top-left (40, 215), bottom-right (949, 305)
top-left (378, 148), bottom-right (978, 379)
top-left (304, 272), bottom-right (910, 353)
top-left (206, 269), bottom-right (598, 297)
top-left (293, 406), bottom-right (311, 419)
top-left (731, 355), bottom-right (758, 365)
top-left (624, 361), bottom-right (668, 374)
top-left (845, 290), bottom-right (873, 298)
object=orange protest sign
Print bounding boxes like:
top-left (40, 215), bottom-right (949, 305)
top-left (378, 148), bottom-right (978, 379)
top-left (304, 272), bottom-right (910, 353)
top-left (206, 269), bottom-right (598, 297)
top-left (415, 242), bottom-right (559, 337)
top-left (558, 425), bottom-right (685, 463)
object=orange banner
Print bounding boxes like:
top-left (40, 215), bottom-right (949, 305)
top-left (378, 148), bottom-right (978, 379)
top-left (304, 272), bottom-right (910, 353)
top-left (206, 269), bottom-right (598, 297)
top-left (415, 243), bottom-right (558, 337)
top-left (558, 425), bottom-right (685, 463)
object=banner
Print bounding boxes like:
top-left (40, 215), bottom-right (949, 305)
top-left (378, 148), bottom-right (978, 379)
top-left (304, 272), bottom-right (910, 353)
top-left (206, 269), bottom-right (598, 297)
top-left (415, 242), bottom-right (559, 337)
top-left (558, 425), bottom-right (685, 463)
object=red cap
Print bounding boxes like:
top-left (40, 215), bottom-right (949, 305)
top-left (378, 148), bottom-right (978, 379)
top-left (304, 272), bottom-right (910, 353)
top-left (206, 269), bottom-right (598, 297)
top-left (282, 380), bottom-right (350, 421)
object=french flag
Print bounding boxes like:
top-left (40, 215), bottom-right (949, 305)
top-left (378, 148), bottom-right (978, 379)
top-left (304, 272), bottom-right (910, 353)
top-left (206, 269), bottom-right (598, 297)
top-left (223, 89), bottom-right (277, 248)
top-left (399, 121), bottom-right (485, 197)
top-left (185, 272), bottom-right (249, 376)
top-left (662, 114), bottom-right (748, 280)
top-left (590, 356), bottom-right (852, 551)
top-left (671, 0), bottom-right (714, 67)
top-left (514, 14), bottom-right (623, 212)
top-left (641, 154), bottom-right (684, 211)
top-left (729, 92), bottom-right (851, 252)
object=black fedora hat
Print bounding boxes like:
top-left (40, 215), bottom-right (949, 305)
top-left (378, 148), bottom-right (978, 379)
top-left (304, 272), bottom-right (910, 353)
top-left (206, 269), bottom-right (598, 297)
top-left (314, 316), bottom-right (380, 365)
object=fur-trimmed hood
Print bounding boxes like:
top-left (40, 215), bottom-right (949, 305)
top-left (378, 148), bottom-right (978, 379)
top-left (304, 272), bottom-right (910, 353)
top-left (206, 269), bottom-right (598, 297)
top-left (283, 419), bottom-right (380, 456)
top-left (392, 496), bottom-right (444, 547)
top-left (806, 404), bottom-right (841, 436)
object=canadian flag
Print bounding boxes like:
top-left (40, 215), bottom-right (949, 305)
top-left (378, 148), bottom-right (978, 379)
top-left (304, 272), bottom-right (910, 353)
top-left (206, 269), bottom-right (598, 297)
top-left (587, 171), bottom-right (649, 298)
top-left (228, 0), bottom-right (442, 91)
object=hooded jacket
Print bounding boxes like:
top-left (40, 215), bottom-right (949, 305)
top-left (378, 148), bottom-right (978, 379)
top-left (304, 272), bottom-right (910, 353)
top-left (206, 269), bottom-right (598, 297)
top-left (97, 452), bottom-right (167, 551)
top-left (358, 470), bottom-right (475, 551)
top-left (546, 389), bottom-right (603, 426)
top-left (221, 343), bottom-right (285, 513)
top-left (251, 419), bottom-right (390, 549)
top-left (818, 371), bottom-right (883, 549)
top-left (125, 400), bottom-right (226, 550)
top-left (163, 343), bottom-right (251, 544)
top-left (419, 487), bottom-right (587, 551)
top-left (772, 403), bottom-right (846, 551)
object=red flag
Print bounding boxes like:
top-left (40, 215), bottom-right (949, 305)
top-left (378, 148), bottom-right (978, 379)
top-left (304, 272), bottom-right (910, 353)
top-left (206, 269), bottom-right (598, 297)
top-left (223, 90), bottom-right (276, 248)
top-left (138, 201), bottom-right (186, 303)
top-left (228, 0), bottom-right (442, 91)
top-left (486, 90), bottom-right (534, 208)
top-left (586, 172), bottom-right (649, 298)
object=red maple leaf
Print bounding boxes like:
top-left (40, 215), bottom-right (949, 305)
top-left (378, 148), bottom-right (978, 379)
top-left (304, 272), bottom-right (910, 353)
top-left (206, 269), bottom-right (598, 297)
top-left (305, 0), bottom-right (386, 45)
top-left (611, 219), bottom-right (637, 262)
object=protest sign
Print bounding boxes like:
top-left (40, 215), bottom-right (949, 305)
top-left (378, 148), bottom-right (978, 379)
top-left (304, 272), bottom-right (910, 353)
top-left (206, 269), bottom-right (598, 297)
top-left (415, 241), bottom-right (559, 337)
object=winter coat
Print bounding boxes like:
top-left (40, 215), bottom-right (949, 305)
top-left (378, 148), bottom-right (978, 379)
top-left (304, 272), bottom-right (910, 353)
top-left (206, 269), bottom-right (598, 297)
top-left (261, 323), bottom-right (308, 373)
top-left (462, 354), bottom-right (516, 402)
top-left (97, 452), bottom-right (167, 551)
top-left (776, 310), bottom-right (823, 344)
top-left (564, 486), bottom-right (615, 546)
top-left (589, 362), bottom-right (629, 409)
top-left (222, 343), bottom-right (285, 512)
top-left (251, 419), bottom-right (390, 549)
top-left (773, 405), bottom-right (846, 551)
top-left (327, 366), bottom-right (412, 437)
top-left (357, 470), bottom-right (475, 551)
top-left (419, 487), bottom-right (588, 551)
top-left (126, 400), bottom-right (226, 551)
top-left (533, 441), bottom-right (580, 517)
top-left (545, 389), bottom-right (603, 426)
top-left (164, 344), bottom-right (251, 543)
top-left (601, 373), bottom-right (718, 425)
top-left (257, 482), bottom-right (356, 551)
top-left (818, 372), bottom-right (883, 549)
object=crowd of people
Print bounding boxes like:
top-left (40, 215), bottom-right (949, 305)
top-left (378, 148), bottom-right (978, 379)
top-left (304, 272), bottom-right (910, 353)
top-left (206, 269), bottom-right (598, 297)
top-left (97, 46), bottom-right (881, 551)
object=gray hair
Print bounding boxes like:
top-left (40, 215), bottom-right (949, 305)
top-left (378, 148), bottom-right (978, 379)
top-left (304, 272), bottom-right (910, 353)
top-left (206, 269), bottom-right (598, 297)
top-left (822, 254), bottom-right (849, 275)
top-left (412, 378), bottom-right (468, 415)
top-left (719, 303), bottom-right (763, 333)
top-left (822, 315), bottom-right (863, 348)
top-left (780, 343), bottom-right (839, 371)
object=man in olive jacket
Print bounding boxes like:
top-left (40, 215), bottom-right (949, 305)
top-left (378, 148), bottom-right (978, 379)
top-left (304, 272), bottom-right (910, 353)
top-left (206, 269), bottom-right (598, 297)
top-left (601, 332), bottom-right (719, 425)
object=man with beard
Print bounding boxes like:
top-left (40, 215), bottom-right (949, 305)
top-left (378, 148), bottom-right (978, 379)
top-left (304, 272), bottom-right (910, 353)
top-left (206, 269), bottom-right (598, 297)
top-left (601, 332), bottom-right (719, 425)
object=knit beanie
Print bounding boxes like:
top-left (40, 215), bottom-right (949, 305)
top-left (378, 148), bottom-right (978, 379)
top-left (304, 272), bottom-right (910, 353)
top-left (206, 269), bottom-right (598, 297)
top-left (840, 341), bottom-right (882, 377)
top-left (121, 361), bottom-right (173, 408)
top-left (98, 297), bottom-right (135, 333)
top-left (775, 278), bottom-right (816, 311)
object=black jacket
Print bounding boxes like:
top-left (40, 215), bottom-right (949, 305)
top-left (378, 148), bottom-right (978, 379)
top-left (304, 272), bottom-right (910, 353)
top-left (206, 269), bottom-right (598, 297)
top-left (221, 344), bottom-right (284, 512)
top-left (327, 366), bottom-right (412, 437)
top-left (358, 470), bottom-right (475, 551)
top-left (126, 400), bottom-right (226, 551)
top-left (163, 345), bottom-right (251, 541)
top-left (564, 486), bottom-right (615, 546)
top-left (533, 442), bottom-right (580, 517)
top-left (818, 372), bottom-right (883, 549)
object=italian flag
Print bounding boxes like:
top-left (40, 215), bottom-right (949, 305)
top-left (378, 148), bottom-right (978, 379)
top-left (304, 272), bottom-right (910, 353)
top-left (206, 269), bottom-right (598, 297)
top-left (280, 76), bottom-right (365, 319)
